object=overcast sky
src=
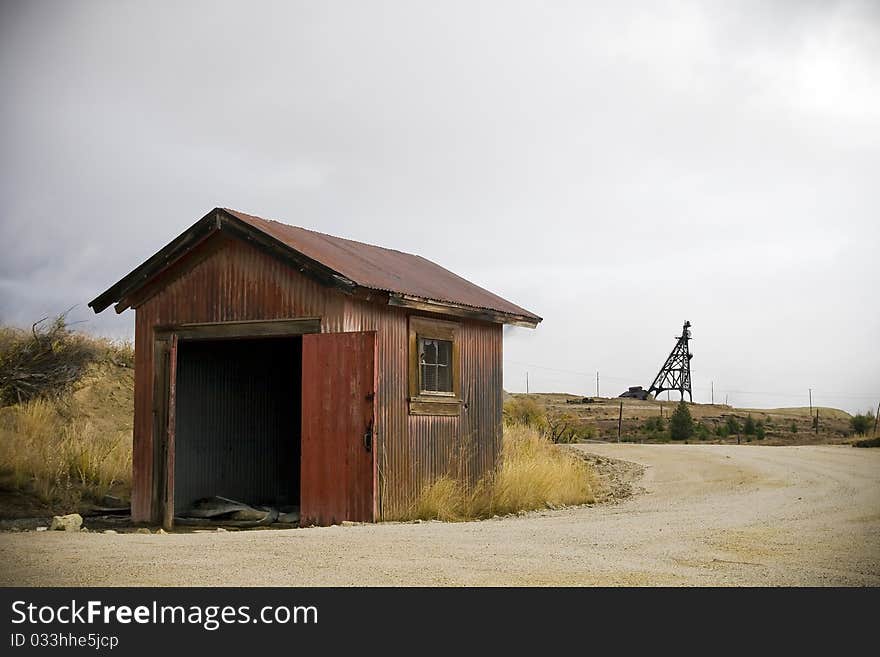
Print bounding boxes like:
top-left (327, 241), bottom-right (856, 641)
top-left (2, 1), bottom-right (878, 413)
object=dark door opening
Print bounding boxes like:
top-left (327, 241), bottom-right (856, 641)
top-left (172, 336), bottom-right (301, 515)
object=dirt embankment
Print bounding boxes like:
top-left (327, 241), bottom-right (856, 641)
top-left (2, 444), bottom-right (877, 586)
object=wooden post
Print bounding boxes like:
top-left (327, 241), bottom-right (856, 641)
top-left (809, 388), bottom-right (812, 415)
top-left (874, 400), bottom-right (879, 437)
top-left (711, 381), bottom-right (714, 405)
top-left (618, 402), bottom-right (623, 443)
top-left (815, 408), bottom-right (819, 435)
top-left (526, 372), bottom-right (529, 394)
top-left (596, 371), bottom-right (599, 398)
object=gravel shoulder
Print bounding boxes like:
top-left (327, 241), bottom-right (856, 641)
top-left (1, 444), bottom-right (878, 586)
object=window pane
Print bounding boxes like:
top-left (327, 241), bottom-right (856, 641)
top-left (418, 337), bottom-right (453, 393)
top-left (438, 340), bottom-right (451, 367)
top-left (437, 363), bottom-right (451, 392)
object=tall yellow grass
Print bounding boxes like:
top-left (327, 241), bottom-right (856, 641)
top-left (0, 397), bottom-right (132, 506)
top-left (405, 424), bottom-right (597, 521)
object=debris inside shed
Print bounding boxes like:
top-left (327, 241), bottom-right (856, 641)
top-left (174, 496), bottom-right (300, 528)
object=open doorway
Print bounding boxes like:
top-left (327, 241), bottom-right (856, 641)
top-left (172, 336), bottom-right (301, 516)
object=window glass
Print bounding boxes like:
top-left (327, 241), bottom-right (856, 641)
top-left (418, 337), bottom-right (453, 393)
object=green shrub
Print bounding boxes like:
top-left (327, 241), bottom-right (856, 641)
top-left (642, 416), bottom-right (665, 433)
top-left (669, 401), bottom-right (694, 441)
top-left (850, 413), bottom-right (874, 436)
top-left (743, 415), bottom-right (756, 435)
top-left (725, 417), bottom-right (742, 435)
top-left (790, 420), bottom-right (798, 434)
top-left (715, 423), bottom-right (729, 438)
top-left (756, 421), bottom-right (765, 440)
top-left (695, 422), bottom-right (710, 441)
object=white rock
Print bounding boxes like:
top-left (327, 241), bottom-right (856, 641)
top-left (49, 513), bottom-right (83, 532)
top-left (35, 526), bottom-right (48, 532)
top-left (103, 530), bottom-right (117, 534)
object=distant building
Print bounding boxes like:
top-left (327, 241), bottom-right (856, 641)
top-left (619, 386), bottom-right (650, 400)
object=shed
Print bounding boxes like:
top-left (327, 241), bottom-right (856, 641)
top-left (90, 208), bottom-right (541, 527)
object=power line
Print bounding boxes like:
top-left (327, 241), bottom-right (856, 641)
top-left (503, 359), bottom-right (877, 400)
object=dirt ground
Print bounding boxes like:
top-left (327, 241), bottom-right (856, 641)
top-left (1, 444), bottom-right (878, 586)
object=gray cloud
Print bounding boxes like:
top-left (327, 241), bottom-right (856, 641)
top-left (1, 0), bottom-right (878, 412)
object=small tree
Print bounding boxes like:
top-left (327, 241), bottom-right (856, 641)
top-left (790, 420), bottom-right (798, 434)
top-left (756, 421), bottom-right (766, 440)
top-left (695, 422), bottom-right (710, 441)
top-left (669, 400), bottom-right (694, 441)
top-left (850, 413), bottom-right (874, 436)
top-left (725, 416), bottom-right (742, 436)
top-left (743, 415), bottom-right (756, 435)
top-left (547, 411), bottom-right (580, 444)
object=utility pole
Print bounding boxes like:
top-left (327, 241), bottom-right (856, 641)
top-left (617, 402), bottom-right (623, 443)
top-left (809, 388), bottom-right (812, 415)
top-left (526, 372), bottom-right (529, 395)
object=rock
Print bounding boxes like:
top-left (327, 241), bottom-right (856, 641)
top-left (80, 527), bottom-right (89, 533)
top-left (49, 513), bottom-right (82, 532)
top-left (35, 526), bottom-right (48, 532)
top-left (216, 527), bottom-right (227, 532)
top-left (341, 520), bottom-right (357, 526)
top-left (136, 527), bottom-right (151, 534)
top-left (156, 528), bottom-right (168, 535)
top-left (103, 530), bottom-right (117, 535)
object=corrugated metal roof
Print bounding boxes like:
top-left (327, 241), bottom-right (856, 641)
top-left (224, 209), bottom-right (540, 323)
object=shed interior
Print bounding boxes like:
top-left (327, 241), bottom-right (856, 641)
top-left (173, 336), bottom-right (301, 514)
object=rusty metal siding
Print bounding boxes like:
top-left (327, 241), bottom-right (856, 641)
top-left (342, 297), bottom-right (502, 519)
top-left (132, 232), bottom-right (504, 523)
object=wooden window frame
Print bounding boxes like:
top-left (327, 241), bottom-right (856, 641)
top-left (408, 316), bottom-right (461, 416)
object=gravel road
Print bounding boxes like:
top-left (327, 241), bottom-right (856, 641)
top-left (2, 444), bottom-right (878, 586)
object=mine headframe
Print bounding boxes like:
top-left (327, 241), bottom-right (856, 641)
top-left (647, 320), bottom-right (693, 402)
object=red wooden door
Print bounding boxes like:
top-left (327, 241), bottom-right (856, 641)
top-left (301, 331), bottom-right (377, 526)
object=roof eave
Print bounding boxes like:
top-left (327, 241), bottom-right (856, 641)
top-left (387, 293), bottom-right (542, 328)
top-left (88, 208), bottom-right (359, 314)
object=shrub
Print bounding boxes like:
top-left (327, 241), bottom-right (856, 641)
top-left (695, 422), bottom-right (710, 441)
top-left (403, 424), bottom-right (597, 521)
top-left (850, 413), bottom-right (874, 436)
top-left (0, 315), bottom-right (133, 406)
top-left (503, 397), bottom-right (547, 430)
top-left (642, 416), bottom-right (665, 433)
top-left (725, 417), bottom-right (742, 435)
top-left (756, 421), bottom-right (765, 440)
top-left (790, 420), bottom-right (798, 434)
top-left (547, 411), bottom-right (582, 444)
top-left (715, 423), bottom-right (729, 438)
top-left (743, 415), bottom-right (756, 435)
top-left (669, 401), bottom-right (694, 441)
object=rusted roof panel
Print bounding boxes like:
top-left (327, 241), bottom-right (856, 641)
top-left (224, 209), bottom-right (540, 324)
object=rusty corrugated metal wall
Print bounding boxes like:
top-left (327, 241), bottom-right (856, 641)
top-left (132, 233), bottom-right (503, 522)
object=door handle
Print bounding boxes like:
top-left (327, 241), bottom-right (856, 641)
top-left (363, 424), bottom-right (373, 452)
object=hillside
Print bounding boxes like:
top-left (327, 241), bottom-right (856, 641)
top-left (508, 392), bottom-right (855, 445)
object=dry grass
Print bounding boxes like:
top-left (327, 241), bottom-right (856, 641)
top-left (0, 396), bottom-right (132, 507)
top-left (0, 320), bottom-right (134, 510)
top-left (404, 424), bottom-right (597, 522)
